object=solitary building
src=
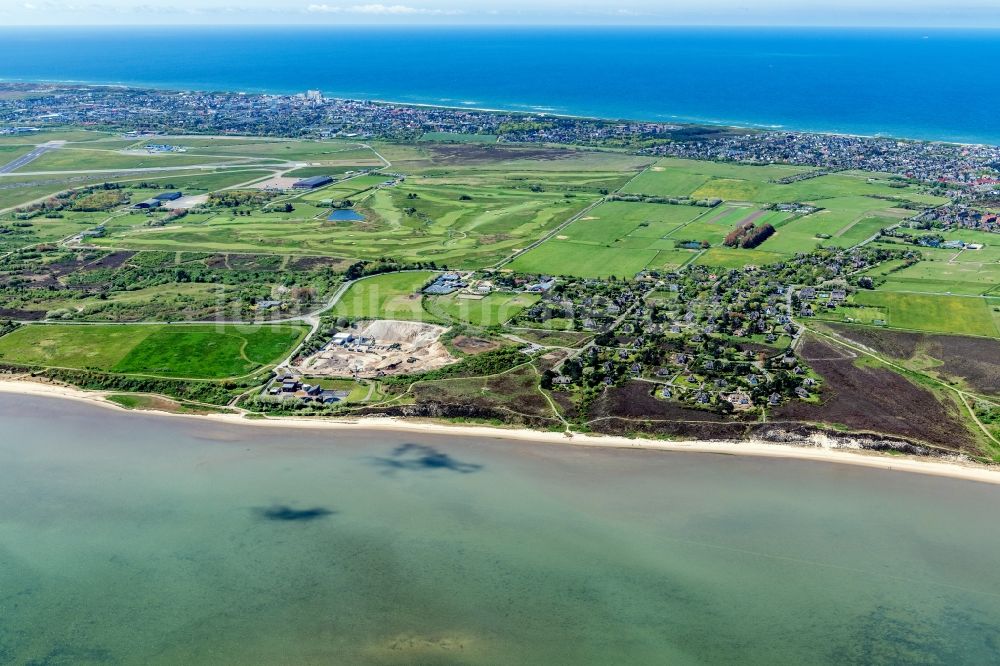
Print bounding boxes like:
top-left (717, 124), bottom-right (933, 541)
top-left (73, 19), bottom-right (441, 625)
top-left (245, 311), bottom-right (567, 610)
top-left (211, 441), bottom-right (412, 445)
top-left (153, 191), bottom-right (183, 201)
top-left (292, 175), bottom-right (333, 189)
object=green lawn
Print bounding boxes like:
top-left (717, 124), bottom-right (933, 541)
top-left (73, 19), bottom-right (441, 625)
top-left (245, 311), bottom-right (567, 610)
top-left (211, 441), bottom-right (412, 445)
top-left (140, 138), bottom-right (381, 164)
top-left (0, 323), bottom-right (306, 377)
top-left (760, 198), bottom-right (908, 255)
top-left (873, 231), bottom-right (1000, 297)
top-left (622, 158), bottom-right (813, 199)
top-left (284, 166), bottom-right (375, 178)
top-left (331, 271), bottom-right (440, 321)
top-left (0, 129), bottom-right (117, 144)
top-left (0, 168), bottom-right (271, 217)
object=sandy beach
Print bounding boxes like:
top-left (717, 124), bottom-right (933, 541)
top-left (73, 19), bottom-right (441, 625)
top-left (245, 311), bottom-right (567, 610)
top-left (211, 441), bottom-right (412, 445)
top-left (1, 377), bottom-right (997, 485)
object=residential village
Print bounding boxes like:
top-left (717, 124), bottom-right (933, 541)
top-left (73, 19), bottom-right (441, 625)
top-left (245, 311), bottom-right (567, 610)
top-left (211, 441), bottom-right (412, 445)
top-left (245, 242), bottom-right (919, 417)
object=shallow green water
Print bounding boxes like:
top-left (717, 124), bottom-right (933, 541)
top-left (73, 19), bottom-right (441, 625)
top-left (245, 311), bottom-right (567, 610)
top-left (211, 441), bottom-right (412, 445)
top-left (1, 394), bottom-right (999, 664)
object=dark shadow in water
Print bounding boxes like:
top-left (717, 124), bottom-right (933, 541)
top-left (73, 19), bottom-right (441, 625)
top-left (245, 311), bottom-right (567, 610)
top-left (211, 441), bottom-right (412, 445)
top-left (371, 443), bottom-right (483, 474)
top-left (254, 505), bottom-right (337, 522)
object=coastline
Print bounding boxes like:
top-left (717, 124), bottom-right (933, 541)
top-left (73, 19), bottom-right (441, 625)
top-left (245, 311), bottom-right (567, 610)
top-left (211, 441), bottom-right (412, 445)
top-left (2, 378), bottom-right (997, 485)
top-left (0, 77), bottom-right (995, 147)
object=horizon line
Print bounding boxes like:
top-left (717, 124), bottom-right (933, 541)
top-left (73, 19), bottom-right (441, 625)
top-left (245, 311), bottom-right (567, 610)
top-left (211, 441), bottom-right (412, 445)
top-left (4, 23), bottom-right (1000, 30)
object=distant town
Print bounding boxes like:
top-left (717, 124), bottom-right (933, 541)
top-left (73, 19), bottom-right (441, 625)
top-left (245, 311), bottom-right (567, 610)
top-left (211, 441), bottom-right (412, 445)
top-left (2, 82), bottom-right (1000, 207)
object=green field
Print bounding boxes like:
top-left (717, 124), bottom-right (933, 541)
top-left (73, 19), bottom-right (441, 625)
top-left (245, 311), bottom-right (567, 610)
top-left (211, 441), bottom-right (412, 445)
top-left (509, 200), bottom-right (796, 277)
top-left (509, 239), bottom-right (663, 279)
top-left (710, 168), bottom-right (937, 205)
top-left (0, 168), bottom-right (273, 220)
top-left (694, 247), bottom-right (786, 269)
top-left (0, 323), bottom-right (306, 377)
top-left (284, 166), bottom-right (375, 178)
top-left (561, 201), bottom-right (706, 244)
top-left (0, 129), bottom-right (119, 145)
top-left (619, 158), bottom-right (946, 265)
top-left (16, 147), bottom-right (254, 173)
top-left (759, 204), bottom-right (906, 256)
top-left (40, 144), bottom-right (650, 269)
top-left (623, 158), bottom-right (815, 199)
top-left (331, 271), bottom-right (440, 321)
top-left (876, 260), bottom-right (1000, 296)
top-left (430, 292), bottom-right (540, 327)
top-left (853, 292), bottom-right (999, 337)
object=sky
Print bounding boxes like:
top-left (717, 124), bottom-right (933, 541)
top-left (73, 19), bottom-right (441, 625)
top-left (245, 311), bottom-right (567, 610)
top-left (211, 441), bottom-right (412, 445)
top-left (2, 0), bottom-right (999, 27)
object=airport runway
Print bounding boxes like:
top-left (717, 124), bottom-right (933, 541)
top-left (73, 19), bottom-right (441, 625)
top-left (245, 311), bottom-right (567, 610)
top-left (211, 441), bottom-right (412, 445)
top-left (0, 141), bottom-right (64, 174)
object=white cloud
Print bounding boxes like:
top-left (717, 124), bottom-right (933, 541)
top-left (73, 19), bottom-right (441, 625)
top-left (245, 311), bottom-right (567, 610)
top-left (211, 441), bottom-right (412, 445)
top-left (307, 3), bottom-right (458, 14)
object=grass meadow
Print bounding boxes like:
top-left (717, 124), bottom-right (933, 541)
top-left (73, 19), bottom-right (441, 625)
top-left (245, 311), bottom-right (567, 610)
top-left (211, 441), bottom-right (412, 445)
top-left (429, 292), bottom-right (540, 327)
top-left (0, 323), bottom-right (306, 378)
top-left (852, 292), bottom-right (999, 337)
top-left (331, 271), bottom-right (440, 321)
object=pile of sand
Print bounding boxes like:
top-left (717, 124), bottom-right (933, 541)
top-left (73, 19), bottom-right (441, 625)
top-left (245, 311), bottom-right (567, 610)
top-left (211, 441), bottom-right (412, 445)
top-left (299, 320), bottom-right (455, 378)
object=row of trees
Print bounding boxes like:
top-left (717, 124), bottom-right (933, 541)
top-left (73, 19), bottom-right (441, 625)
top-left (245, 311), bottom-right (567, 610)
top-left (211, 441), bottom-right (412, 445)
top-left (723, 222), bottom-right (776, 249)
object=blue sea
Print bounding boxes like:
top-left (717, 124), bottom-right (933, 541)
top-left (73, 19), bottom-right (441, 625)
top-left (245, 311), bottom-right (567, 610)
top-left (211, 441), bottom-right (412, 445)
top-left (3, 393), bottom-right (1000, 663)
top-left (1, 27), bottom-right (999, 144)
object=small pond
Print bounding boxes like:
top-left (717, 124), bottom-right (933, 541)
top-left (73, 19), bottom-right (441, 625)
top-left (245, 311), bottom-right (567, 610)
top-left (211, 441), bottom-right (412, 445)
top-left (327, 209), bottom-right (365, 221)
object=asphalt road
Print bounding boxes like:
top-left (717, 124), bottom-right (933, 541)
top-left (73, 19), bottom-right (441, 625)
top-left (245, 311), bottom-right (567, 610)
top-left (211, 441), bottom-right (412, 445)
top-left (0, 141), bottom-right (64, 174)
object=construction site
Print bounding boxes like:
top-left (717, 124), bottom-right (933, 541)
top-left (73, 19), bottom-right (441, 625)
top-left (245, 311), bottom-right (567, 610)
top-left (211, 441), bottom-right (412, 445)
top-left (296, 319), bottom-right (455, 378)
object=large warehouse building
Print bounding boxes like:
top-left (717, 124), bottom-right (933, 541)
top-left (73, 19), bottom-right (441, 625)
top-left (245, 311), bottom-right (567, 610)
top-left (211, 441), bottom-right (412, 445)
top-left (292, 175), bottom-right (333, 189)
